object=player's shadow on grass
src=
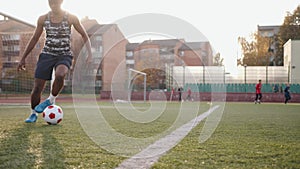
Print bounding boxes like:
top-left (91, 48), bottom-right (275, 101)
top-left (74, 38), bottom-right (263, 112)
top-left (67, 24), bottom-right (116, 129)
top-left (0, 123), bottom-right (66, 169)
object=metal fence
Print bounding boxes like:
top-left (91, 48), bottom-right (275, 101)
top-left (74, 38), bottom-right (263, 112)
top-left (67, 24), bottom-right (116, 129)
top-left (170, 66), bottom-right (291, 87)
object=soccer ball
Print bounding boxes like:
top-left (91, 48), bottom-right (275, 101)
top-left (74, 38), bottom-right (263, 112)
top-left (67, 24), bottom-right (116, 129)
top-left (42, 105), bottom-right (63, 125)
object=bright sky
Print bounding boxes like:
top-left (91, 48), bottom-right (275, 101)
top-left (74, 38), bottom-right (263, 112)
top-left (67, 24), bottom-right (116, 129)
top-left (1, 0), bottom-right (299, 73)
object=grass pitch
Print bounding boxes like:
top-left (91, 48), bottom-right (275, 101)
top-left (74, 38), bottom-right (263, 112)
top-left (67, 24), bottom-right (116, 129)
top-left (0, 102), bottom-right (299, 169)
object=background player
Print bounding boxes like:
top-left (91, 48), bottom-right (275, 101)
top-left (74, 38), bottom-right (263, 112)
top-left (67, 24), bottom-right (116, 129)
top-left (284, 83), bottom-right (291, 104)
top-left (255, 79), bottom-right (262, 104)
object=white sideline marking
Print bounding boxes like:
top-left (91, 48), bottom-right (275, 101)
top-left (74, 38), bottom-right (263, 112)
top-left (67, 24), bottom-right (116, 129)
top-left (116, 105), bottom-right (220, 169)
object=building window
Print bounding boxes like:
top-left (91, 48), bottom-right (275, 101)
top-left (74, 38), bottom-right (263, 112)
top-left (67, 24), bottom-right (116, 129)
top-left (201, 51), bottom-right (207, 57)
top-left (95, 45), bottom-right (102, 53)
top-left (95, 35), bottom-right (102, 41)
top-left (126, 51), bottom-right (134, 57)
top-left (3, 45), bottom-right (20, 52)
top-left (126, 59), bottom-right (135, 65)
top-left (179, 51), bottom-right (184, 57)
top-left (160, 47), bottom-right (168, 52)
top-left (161, 54), bottom-right (173, 60)
top-left (96, 68), bottom-right (102, 76)
top-left (2, 34), bottom-right (20, 41)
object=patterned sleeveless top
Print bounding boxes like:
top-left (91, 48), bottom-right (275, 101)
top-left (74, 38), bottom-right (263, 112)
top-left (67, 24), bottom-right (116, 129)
top-left (42, 12), bottom-right (72, 56)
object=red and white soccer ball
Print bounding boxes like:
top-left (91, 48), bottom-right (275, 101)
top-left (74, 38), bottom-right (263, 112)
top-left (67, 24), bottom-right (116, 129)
top-left (42, 105), bottom-right (63, 125)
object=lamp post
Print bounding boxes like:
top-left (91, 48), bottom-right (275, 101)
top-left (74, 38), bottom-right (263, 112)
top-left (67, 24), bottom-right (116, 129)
top-left (266, 37), bottom-right (274, 84)
top-left (224, 71), bottom-right (230, 84)
top-left (183, 65), bottom-right (185, 87)
top-left (203, 64), bottom-right (205, 84)
top-left (244, 64), bottom-right (247, 84)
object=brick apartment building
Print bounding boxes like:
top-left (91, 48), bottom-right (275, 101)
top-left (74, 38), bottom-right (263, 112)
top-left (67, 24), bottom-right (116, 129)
top-left (0, 13), bottom-right (127, 93)
top-left (72, 17), bottom-right (128, 92)
top-left (178, 41), bottom-right (213, 66)
top-left (125, 39), bottom-right (213, 89)
top-left (126, 39), bottom-right (213, 69)
top-left (0, 12), bottom-right (45, 92)
top-left (0, 12), bottom-right (43, 72)
top-left (0, 11), bottom-right (213, 93)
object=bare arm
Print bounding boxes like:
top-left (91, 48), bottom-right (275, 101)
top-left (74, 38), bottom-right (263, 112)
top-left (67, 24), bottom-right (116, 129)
top-left (17, 15), bottom-right (45, 71)
top-left (70, 14), bottom-right (92, 62)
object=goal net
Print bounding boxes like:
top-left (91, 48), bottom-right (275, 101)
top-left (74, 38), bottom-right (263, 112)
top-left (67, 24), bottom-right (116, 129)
top-left (127, 68), bottom-right (147, 102)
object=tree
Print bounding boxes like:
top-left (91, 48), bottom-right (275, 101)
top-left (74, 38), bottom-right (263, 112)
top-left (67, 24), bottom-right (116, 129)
top-left (134, 68), bottom-right (165, 90)
top-left (134, 49), bottom-right (165, 90)
top-left (238, 33), bottom-right (271, 66)
top-left (213, 52), bottom-right (224, 66)
top-left (277, 5), bottom-right (300, 65)
top-left (238, 5), bottom-right (300, 66)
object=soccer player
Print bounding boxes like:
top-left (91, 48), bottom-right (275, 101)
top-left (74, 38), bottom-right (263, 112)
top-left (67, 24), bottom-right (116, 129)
top-left (284, 83), bottom-right (291, 104)
top-left (254, 79), bottom-right (262, 104)
top-left (17, 0), bottom-right (92, 123)
top-left (186, 87), bottom-right (192, 101)
top-left (178, 87), bottom-right (183, 102)
top-left (273, 84), bottom-right (279, 93)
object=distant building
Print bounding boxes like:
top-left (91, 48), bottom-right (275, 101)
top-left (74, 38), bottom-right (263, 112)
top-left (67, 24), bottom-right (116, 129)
top-left (0, 12), bottom-right (214, 93)
top-left (0, 12), bottom-right (43, 77)
top-left (125, 42), bottom-right (139, 69)
top-left (72, 17), bottom-right (127, 92)
top-left (284, 39), bottom-right (300, 83)
top-left (178, 41), bottom-right (213, 66)
top-left (125, 39), bottom-right (213, 89)
top-left (257, 25), bottom-right (280, 37)
top-left (126, 39), bottom-right (213, 70)
top-left (0, 13), bottom-right (128, 93)
top-left (0, 12), bottom-right (45, 92)
top-left (257, 25), bottom-right (281, 66)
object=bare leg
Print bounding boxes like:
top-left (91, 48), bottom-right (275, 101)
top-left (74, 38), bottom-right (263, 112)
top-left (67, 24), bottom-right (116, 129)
top-left (51, 64), bottom-right (69, 96)
top-left (25, 79), bottom-right (46, 122)
top-left (31, 78), bottom-right (47, 110)
top-left (33, 65), bottom-right (69, 113)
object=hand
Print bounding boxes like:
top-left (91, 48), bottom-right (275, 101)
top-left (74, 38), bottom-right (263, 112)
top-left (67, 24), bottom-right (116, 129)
top-left (17, 59), bottom-right (26, 71)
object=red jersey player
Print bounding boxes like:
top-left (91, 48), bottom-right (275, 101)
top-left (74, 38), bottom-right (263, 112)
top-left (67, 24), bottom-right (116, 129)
top-left (255, 80), bottom-right (262, 104)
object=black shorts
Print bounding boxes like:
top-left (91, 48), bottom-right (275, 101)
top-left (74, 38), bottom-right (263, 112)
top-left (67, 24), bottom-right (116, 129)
top-left (35, 53), bottom-right (73, 80)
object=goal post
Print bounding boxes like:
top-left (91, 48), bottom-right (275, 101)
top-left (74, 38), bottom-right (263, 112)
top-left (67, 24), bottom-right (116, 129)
top-left (128, 68), bottom-right (147, 102)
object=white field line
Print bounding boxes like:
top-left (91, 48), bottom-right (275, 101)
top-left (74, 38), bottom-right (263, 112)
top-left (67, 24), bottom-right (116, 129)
top-left (116, 105), bottom-right (220, 169)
